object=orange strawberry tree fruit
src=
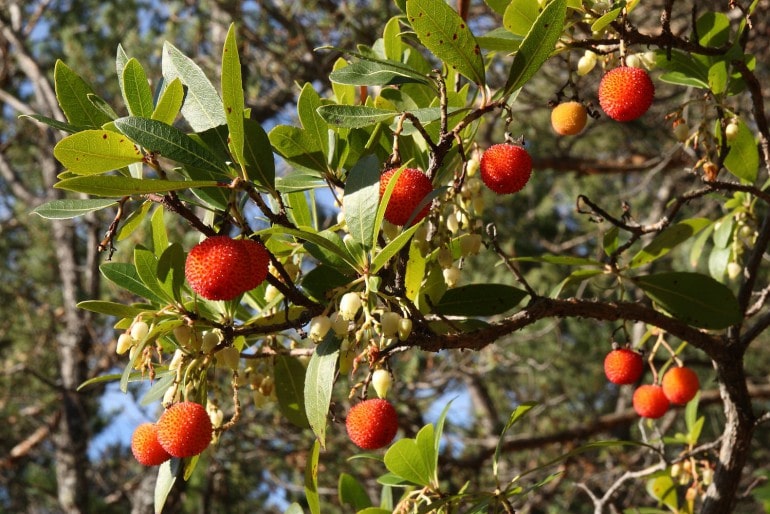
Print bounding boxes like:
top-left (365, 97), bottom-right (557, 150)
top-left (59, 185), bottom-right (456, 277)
top-left (27, 1), bottom-right (769, 512)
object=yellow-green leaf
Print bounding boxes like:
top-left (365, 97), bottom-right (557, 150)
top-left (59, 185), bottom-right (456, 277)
top-left (54, 129), bottom-right (143, 175)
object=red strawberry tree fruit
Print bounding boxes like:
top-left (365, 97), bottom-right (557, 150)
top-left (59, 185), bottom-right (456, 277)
top-left (27, 1), bottom-right (769, 513)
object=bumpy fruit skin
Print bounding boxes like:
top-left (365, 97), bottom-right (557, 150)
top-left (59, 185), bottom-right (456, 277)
top-left (346, 398), bottom-right (399, 450)
top-left (156, 402), bottom-right (213, 458)
top-left (131, 423), bottom-right (171, 466)
top-left (379, 168), bottom-right (433, 226)
top-left (185, 236), bottom-right (269, 301)
top-left (604, 348), bottom-right (644, 385)
top-left (551, 101), bottom-right (588, 136)
top-left (661, 367), bottom-right (700, 405)
top-left (598, 67), bottom-right (655, 122)
top-left (632, 384), bottom-right (670, 419)
top-left (479, 144), bottom-right (533, 194)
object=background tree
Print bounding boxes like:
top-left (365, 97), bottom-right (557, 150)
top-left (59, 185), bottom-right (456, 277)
top-left (1, 1), bottom-right (769, 513)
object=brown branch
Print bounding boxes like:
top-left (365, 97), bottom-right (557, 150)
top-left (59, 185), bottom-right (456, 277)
top-left (401, 296), bottom-right (719, 358)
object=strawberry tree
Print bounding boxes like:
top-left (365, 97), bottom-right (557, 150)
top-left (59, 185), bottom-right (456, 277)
top-left (26, 0), bottom-right (769, 512)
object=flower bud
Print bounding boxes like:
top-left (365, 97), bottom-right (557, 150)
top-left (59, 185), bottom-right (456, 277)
top-left (130, 320), bottom-right (149, 341)
top-left (201, 330), bottom-right (220, 353)
top-left (339, 292), bottom-right (362, 321)
top-left (380, 312), bottom-right (401, 337)
top-left (398, 318), bottom-right (413, 341)
top-left (725, 120), bottom-right (740, 141)
top-left (460, 234), bottom-right (482, 257)
top-left (437, 247), bottom-right (454, 269)
top-left (577, 51), bottom-right (597, 76)
top-left (727, 261), bottom-right (742, 279)
top-left (309, 315), bottom-right (332, 342)
top-left (169, 349), bottom-right (185, 371)
top-left (116, 333), bottom-right (134, 355)
top-left (216, 346), bottom-right (240, 370)
top-left (446, 213), bottom-right (460, 234)
top-left (173, 325), bottom-right (191, 346)
top-left (371, 369), bottom-right (392, 399)
top-left (330, 312), bottom-right (350, 336)
top-left (207, 402), bottom-right (224, 428)
top-left (443, 265), bottom-right (461, 288)
top-left (625, 53), bottom-right (642, 68)
top-left (264, 284), bottom-right (281, 302)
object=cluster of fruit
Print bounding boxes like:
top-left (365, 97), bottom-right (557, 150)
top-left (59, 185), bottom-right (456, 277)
top-left (604, 348), bottom-right (701, 419)
top-left (128, 61), bottom-right (660, 464)
top-left (131, 402), bottom-right (213, 466)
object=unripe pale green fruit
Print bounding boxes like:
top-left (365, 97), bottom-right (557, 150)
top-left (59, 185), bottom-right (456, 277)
top-left (130, 320), bottom-right (150, 341)
top-left (380, 312), bottom-right (401, 338)
top-left (116, 333), bottom-right (134, 355)
top-left (339, 292), bottom-right (362, 321)
top-left (309, 315), bottom-right (332, 342)
top-left (371, 369), bottom-right (392, 399)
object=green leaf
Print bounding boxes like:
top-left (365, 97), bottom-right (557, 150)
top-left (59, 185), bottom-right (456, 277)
top-left (370, 222), bottom-right (423, 273)
top-left (343, 155), bottom-right (380, 250)
top-left (156, 243), bottom-right (185, 302)
top-left (384, 427), bottom-right (435, 487)
top-left (304, 336), bottom-right (339, 448)
top-left (722, 118), bottom-right (759, 182)
top-left (656, 50), bottom-right (710, 89)
top-left (122, 58), bottom-right (154, 118)
top-left (493, 402), bottom-right (536, 479)
top-left (317, 105), bottom-right (396, 128)
top-left (300, 265), bottom-right (352, 302)
top-left (54, 60), bottom-right (113, 128)
top-left (477, 27), bottom-right (523, 52)
top-left (406, 0), bottom-right (486, 86)
top-left (304, 440), bottom-right (321, 514)
top-left (634, 272), bottom-right (742, 329)
top-left (503, 0), bottom-right (540, 36)
top-left (274, 355), bottom-right (310, 428)
top-left (222, 23), bottom-right (245, 166)
top-left (76, 300), bottom-right (151, 318)
top-left (162, 41), bottom-right (226, 131)
top-left (154, 459), bottom-right (180, 514)
top-left (101, 262), bottom-right (167, 304)
top-left (152, 78), bottom-right (185, 125)
top-left (269, 125), bottom-right (328, 175)
top-left (53, 129), bottom-right (144, 175)
top-left (283, 504), bottom-right (304, 514)
top-left (55, 176), bottom-right (220, 197)
top-left (31, 198), bottom-right (118, 219)
top-left (298, 83), bottom-right (330, 158)
top-left (433, 284), bottom-right (527, 316)
top-left (19, 113), bottom-right (85, 134)
top-left (629, 218), bottom-right (711, 268)
top-left (696, 11), bottom-right (731, 48)
top-left (514, 254), bottom-right (603, 266)
top-left (591, 7), bottom-right (622, 33)
top-left (242, 118), bottom-right (276, 189)
top-left (551, 269), bottom-right (604, 297)
top-left (708, 60), bottom-right (728, 95)
top-left (114, 116), bottom-right (229, 174)
top-left (286, 191), bottom-right (314, 229)
top-left (383, 16), bottom-right (404, 61)
top-left (140, 372), bottom-right (175, 406)
top-left (504, 0), bottom-right (566, 95)
top-left (151, 206), bottom-right (169, 255)
top-left (329, 60), bottom-right (429, 87)
top-left (134, 245), bottom-right (173, 303)
top-left (646, 475), bottom-right (679, 511)
top-left (339, 473), bottom-right (372, 511)
top-left (276, 172), bottom-right (326, 193)
top-left (263, 226), bottom-right (360, 272)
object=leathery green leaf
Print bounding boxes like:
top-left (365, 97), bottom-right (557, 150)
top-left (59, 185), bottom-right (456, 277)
top-left (54, 129), bottom-right (143, 175)
top-left (304, 335), bottom-right (339, 448)
top-left (222, 23), bottom-right (245, 166)
top-left (635, 272), bottom-right (742, 329)
top-left (406, 0), bottom-right (485, 86)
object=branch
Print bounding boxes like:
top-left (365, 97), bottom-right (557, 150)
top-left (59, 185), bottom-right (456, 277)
top-left (401, 296), bottom-right (719, 357)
